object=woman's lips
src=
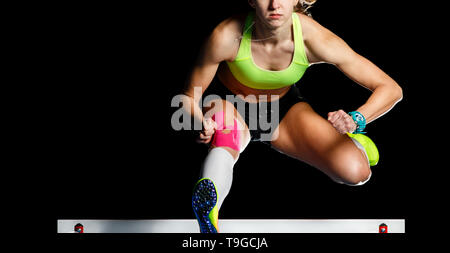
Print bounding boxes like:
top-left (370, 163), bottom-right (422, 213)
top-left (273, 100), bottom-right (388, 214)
top-left (269, 14), bottom-right (282, 19)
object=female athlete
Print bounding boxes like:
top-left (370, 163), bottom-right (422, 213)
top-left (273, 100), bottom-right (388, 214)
top-left (180, 0), bottom-right (403, 233)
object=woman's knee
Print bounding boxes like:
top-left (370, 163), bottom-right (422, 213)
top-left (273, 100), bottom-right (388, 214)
top-left (332, 159), bottom-right (372, 186)
top-left (204, 100), bottom-right (251, 158)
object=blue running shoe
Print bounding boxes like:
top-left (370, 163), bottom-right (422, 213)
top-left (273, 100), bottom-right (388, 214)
top-left (192, 178), bottom-right (219, 233)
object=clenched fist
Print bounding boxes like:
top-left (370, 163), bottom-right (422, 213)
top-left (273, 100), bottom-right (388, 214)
top-left (327, 109), bottom-right (357, 134)
top-left (197, 117), bottom-right (217, 144)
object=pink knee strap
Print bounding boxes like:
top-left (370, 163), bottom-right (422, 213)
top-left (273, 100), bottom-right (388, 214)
top-left (211, 111), bottom-right (240, 152)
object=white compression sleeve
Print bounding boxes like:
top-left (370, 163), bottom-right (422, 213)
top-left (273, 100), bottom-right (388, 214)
top-left (200, 147), bottom-right (236, 210)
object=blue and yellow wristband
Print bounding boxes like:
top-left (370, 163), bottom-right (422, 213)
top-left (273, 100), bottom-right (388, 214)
top-left (348, 111), bottom-right (366, 134)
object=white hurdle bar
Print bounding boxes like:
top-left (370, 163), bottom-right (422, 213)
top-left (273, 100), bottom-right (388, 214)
top-left (57, 219), bottom-right (405, 233)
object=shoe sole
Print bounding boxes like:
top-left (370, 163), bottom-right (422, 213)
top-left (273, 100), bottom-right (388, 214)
top-left (192, 179), bottom-right (218, 233)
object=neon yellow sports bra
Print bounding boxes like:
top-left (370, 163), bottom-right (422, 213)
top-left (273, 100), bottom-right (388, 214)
top-left (226, 12), bottom-right (309, 90)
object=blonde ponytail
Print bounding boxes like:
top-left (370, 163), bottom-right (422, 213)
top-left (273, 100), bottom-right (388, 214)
top-left (295, 0), bottom-right (317, 16)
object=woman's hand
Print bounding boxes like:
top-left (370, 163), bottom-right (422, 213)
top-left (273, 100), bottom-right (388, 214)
top-left (197, 117), bottom-right (217, 144)
top-left (327, 109), bottom-right (356, 134)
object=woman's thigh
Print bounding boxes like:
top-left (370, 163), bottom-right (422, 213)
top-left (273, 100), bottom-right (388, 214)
top-left (270, 102), bottom-right (371, 185)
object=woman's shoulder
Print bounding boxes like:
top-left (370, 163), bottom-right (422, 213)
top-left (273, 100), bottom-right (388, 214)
top-left (213, 13), bottom-right (247, 40)
top-left (206, 13), bottom-right (247, 60)
top-left (294, 12), bottom-right (329, 41)
top-left (201, 13), bottom-right (247, 62)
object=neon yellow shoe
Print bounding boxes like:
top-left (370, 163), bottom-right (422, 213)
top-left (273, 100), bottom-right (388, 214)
top-left (192, 178), bottom-right (219, 233)
top-left (347, 132), bottom-right (379, 166)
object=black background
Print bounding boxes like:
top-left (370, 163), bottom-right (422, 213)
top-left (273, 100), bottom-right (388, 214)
top-left (52, 0), bottom-right (430, 248)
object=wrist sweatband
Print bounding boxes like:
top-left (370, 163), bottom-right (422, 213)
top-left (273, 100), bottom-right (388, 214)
top-left (348, 111), bottom-right (366, 134)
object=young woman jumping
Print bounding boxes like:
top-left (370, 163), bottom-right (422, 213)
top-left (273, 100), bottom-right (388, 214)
top-left (181, 0), bottom-right (403, 233)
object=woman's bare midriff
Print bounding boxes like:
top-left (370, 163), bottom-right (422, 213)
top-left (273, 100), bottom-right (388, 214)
top-left (216, 62), bottom-right (291, 103)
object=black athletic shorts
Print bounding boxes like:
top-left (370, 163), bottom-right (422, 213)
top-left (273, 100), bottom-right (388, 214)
top-left (203, 77), bottom-right (307, 145)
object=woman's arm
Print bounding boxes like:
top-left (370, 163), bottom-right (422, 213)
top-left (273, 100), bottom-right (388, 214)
top-left (182, 17), bottom-right (240, 142)
top-left (301, 14), bottom-right (403, 127)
